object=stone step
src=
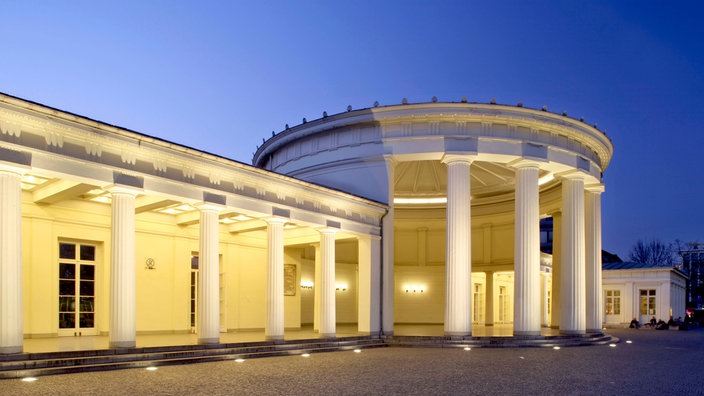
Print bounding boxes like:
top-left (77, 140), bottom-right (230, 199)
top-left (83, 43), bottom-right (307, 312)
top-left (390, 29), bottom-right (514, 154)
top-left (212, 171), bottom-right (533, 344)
top-left (0, 338), bottom-right (386, 379)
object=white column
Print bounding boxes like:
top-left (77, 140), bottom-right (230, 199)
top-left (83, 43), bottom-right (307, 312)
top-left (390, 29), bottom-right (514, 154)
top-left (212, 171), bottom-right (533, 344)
top-left (513, 161), bottom-right (541, 335)
top-left (382, 156), bottom-right (395, 335)
top-left (541, 272), bottom-right (550, 327)
top-left (265, 217), bottom-right (286, 341)
top-left (560, 174), bottom-right (586, 334)
top-left (550, 212), bottom-right (562, 328)
top-left (358, 235), bottom-right (381, 336)
top-left (485, 271), bottom-right (494, 326)
top-left (442, 155), bottom-right (473, 336)
top-left (313, 243), bottom-right (321, 332)
top-left (107, 185), bottom-right (139, 348)
top-left (0, 170), bottom-right (23, 354)
top-left (585, 185), bottom-right (605, 333)
top-left (319, 228), bottom-right (337, 338)
top-left (196, 204), bottom-right (221, 344)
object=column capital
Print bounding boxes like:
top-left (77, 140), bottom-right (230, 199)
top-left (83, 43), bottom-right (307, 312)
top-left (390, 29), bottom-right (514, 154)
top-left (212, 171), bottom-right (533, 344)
top-left (508, 158), bottom-right (543, 170)
top-left (441, 153), bottom-right (475, 165)
top-left (556, 170), bottom-right (587, 181)
top-left (264, 216), bottom-right (288, 225)
top-left (194, 202), bottom-right (225, 213)
top-left (585, 183), bottom-right (605, 194)
top-left (105, 184), bottom-right (142, 196)
top-left (318, 227), bottom-right (339, 235)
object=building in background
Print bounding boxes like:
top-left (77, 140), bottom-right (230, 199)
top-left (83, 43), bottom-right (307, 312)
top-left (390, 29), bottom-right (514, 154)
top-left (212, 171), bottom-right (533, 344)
top-left (679, 246), bottom-right (704, 309)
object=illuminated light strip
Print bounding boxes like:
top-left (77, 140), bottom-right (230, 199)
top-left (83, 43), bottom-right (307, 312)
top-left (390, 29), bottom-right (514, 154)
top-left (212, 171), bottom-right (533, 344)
top-left (393, 197), bottom-right (447, 205)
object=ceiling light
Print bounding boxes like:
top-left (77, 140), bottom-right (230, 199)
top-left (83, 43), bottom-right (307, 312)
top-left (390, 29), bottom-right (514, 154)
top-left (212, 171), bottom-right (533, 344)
top-left (394, 197), bottom-right (447, 205)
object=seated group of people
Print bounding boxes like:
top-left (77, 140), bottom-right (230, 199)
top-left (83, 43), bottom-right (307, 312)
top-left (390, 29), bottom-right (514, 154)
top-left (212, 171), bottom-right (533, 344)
top-left (629, 315), bottom-right (689, 330)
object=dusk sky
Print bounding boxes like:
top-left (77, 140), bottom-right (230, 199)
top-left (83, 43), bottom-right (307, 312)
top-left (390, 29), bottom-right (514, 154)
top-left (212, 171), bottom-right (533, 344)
top-left (2, 1), bottom-right (703, 259)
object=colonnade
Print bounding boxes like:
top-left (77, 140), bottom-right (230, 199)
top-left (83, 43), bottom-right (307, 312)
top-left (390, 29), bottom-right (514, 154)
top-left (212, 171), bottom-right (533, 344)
top-left (383, 157), bottom-right (604, 337)
top-left (0, 171), bottom-right (381, 353)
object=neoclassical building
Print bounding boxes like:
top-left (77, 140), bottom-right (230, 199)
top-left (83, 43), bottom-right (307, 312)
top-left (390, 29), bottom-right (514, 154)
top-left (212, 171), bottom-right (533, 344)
top-left (0, 93), bottom-right (613, 354)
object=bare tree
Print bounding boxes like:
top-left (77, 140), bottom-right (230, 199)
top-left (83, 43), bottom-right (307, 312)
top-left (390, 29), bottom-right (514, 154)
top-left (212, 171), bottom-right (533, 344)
top-left (628, 239), bottom-right (675, 266)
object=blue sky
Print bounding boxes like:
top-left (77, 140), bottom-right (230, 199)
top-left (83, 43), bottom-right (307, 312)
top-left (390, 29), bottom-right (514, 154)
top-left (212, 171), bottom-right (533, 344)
top-left (2, 1), bottom-right (703, 258)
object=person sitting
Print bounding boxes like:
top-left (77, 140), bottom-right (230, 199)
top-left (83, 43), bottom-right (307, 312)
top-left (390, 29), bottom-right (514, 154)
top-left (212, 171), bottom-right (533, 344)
top-left (667, 316), bottom-right (676, 327)
top-left (650, 316), bottom-right (657, 327)
top-left (655, 319), bottom-right (669, 330)
top-left (629, 318), bottom-right (640, 329)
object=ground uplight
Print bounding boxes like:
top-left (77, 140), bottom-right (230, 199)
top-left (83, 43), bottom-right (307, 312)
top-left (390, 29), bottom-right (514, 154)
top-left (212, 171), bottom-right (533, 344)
top-left (235, 358), bottom-right (245, 363)
top-left (21, 377), bottom-right (38, 382)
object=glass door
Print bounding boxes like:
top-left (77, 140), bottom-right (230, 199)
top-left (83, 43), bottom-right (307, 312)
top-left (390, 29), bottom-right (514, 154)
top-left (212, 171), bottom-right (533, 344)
top-left (58, 242), bottom-right (97, 336)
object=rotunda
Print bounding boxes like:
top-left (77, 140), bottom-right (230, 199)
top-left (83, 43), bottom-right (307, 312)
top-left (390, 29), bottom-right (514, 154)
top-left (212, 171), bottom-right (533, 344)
top-left (253, 100), bottom-right (613, 337)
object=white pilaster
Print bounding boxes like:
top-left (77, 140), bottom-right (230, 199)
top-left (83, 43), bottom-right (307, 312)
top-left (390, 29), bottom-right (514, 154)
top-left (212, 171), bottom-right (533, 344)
top-left (513, 161), bottom-right (541, 335)
top-left (196, 203), bottom-right (222, 344)
top-left (560, 175), bottom-right (586, 335)
top-left (442, 155), bottom-right (473, 336)
top-left (319, 228), bottom-right (337, 338)
top-left (0, 170), bottom-right (23, 354)
top-left (265, 217), bottom-right (286, 341)
top-left (107, 185), bottom-right (140, 348)
top-left (585, 185), bottom-right (605, 333)
top-left (358, 235), bottom-right (381, 336)
top-left (485, 271), bottom-right (494, 326)
top-left (382, 156), bottom-right (395, 335)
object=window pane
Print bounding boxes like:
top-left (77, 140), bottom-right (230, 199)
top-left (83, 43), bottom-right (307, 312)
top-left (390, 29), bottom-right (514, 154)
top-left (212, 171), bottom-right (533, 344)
top-left (191, 256), bottom-right (199, 270)
top-left (80, 245), bottom-right (96, 261)
top-left (79, 297), bottom-right (94, 313)
top-left (59, 243), bottom-right (76, 259)
top-left (80, 281), bottom-right (94, 297)
top-left (80, 265), bottom-right (95, 280)
top-left (640, 290), bottom-right (647, 296)
top-left (79, 313), bottom-right (94, 328)
top-left (59, 313), bottom-right (75, 329)
top-left (59, 263), bottom-right (75, 279)
top-left (614, 291), bottom-right (620, 297)
top-left (59, 297), bottom-right (75, 312)
top-left (59, 280), bottom-right (75, 296)
top-left (614, 297), bottom-right (621, 314)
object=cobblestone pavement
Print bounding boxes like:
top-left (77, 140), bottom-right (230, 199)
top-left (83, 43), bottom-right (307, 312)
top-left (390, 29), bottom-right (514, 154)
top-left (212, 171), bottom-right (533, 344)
top-left (4, 328), bottom-right (703, 395)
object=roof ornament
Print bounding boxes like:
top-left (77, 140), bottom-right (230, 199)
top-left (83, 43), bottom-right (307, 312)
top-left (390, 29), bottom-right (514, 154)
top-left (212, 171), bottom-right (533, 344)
top-left (431, 96), bottom-right (438, 103)
top-left (401, 98), bottom-right (408, 104)
top-left (302, 118), bottom-right (307, 123)
top-left (347, 105), bottom-right (352, 112)
top-left (541, 105), bottom-right (548, 111)
top-left (323, 111), bottom-right (328, 117)
top-left (373, 101), bottom-right (379, 107)
top-left (562, 111), bottom-right (568, 116)
top-left (272, 131), bottom-right (275, 136)
top-left (580, 117), bottom-right (584, 122)
top-left (461, 96), bottom-right (468, 103)
top-left (517, 101), bottom-right (523, 107)
top-left (490, 98), bottom-right (496, 104)
top-left (285, 124), bottom-right (289, 130)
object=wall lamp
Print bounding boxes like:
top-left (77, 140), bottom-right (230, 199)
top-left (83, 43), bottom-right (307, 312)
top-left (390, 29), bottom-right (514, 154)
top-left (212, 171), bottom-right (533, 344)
top-left (300, 280), bottom-right (314, 289)
top-left (404, 285), bottom-right (425, 293)
top-left (335, 283), bottom-right (348, 292)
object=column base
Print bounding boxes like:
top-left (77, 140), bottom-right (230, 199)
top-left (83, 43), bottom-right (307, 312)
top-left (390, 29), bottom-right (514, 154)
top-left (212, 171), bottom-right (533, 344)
top-left (514, 330), bottom-right (541, 336)
top-left (197, 337), bottom-right (220, 345)
top-left (559, 330), bottom-right (585, 336)
top-left (444, 331), bottom-right (471, 337)
top-left (265, 335), bottom-right (284, 341)
top-left (319, 332), bottom-right (336, 339)
top-left (0, 345), bottom-right (23, 354)
top-left (109, 340), bottom-right (136, 349)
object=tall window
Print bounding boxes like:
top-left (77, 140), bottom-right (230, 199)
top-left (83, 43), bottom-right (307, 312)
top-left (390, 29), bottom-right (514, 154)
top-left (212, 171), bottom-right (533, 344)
top-left (473, 283), bottom-right (484, 323)
top-left (498, 286), bottom-right (509, 322)
top-left (605, 290), bottom-right (621, 315)
top-left (58, 242), bottom-right (96, 335)
top-left (639, 289), bottom-right (656, 316)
